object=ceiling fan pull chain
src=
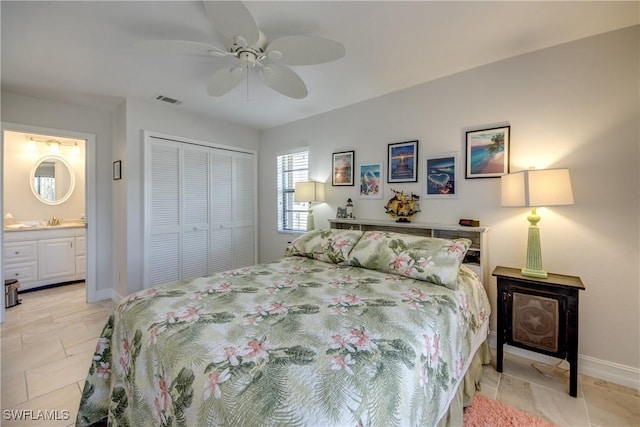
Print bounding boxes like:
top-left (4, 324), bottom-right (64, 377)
top-left (246, 63), bottom-right (250, 102)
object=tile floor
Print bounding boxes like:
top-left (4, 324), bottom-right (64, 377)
top-left (1, 282), bottom-right (639, 427)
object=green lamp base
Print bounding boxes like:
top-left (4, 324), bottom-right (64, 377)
top-left (521, 207), bottom-right (548, 279)
top-left (521, 267), bottom-right (548, 279)
top-left (307, 205), bottom-right (315, 231)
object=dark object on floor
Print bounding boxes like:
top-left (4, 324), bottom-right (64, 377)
top-left (5, 279), bottom-right (21, 308)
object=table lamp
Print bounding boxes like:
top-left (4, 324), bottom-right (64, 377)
top-left (294, 181), bottom-right (325, 231)
top-left (501, 168), bottom-right (574, 278)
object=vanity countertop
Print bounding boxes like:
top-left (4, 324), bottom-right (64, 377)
top-left (4, 223), bottom-right (86, 232)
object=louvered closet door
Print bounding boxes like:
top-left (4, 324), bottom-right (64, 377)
top-left (147, 134), bottom-right (255, 287)
top-left (148, 141), bottom-right (181, 286)
top-left (233, 152), bottom-right (255, 268)
top-left (182, 145), bottom-right (210, 280)
top-left (210, 150), bottom-right (234, 272)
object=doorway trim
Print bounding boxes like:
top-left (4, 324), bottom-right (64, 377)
top-left (1, 122), bottom-right (97, 323)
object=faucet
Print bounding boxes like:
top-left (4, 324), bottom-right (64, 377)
top-left (48, 216), bottom-right (60, 226)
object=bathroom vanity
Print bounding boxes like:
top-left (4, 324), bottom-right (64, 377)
top-left (4, 225), bottom-right (86, 291)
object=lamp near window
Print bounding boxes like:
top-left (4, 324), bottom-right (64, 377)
top-left (294, 181), bottom-right (325, 231)
top-left (501, 168), bottom-right (574, 278)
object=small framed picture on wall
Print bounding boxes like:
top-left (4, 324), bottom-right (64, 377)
top-left (465, 125), bottom-right (510, 178)
top-left (332, 151), bottom-right (355, 186)
top-left (359, 162), bottom-right (383, 199)
top-left (113, 160), bottom-right (122, 180)
top-left (425, 152), bottom-right (457, 198)
top-left (388, 140), bottom-right (418, 183)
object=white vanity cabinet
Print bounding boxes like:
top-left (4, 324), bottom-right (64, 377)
top-left (4, 226), bottom-right (86, 291)
top-left (38, 237), bottom-right (76, 282)
top-left (4, 241), bottom-right (38, 286)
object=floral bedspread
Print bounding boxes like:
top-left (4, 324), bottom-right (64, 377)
top-left (77, 256), bottom-right (490, 427)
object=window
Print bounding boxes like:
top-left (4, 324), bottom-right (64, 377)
top-left (277, 149), bottom-right (309, 232)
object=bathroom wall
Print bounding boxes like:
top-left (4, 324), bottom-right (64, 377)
top-left (3, 130), bottom-right (86, 223)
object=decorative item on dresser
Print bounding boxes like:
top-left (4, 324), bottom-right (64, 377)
top-left (384, 189), bottom-right (421, 223)
top-left (501, 168), bottom-right (574, 278)
top-left (329, 218), bottom-right (489, 284)
top-left (492, 266), bottom-right (585, 397)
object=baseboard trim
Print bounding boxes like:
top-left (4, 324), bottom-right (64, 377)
top-left (95, 288), bottom-right (116, 302)
top-left (487, 331), bottom-right (639, 391)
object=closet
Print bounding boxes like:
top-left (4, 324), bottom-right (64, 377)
top-left (144, 134), bottom-right (256, 288)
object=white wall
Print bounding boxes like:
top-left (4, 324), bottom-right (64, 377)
top-left (1, 91), bottom-right (114, 294)
top-left (119, 99), bottom-right (260, 296)
top-left (259, 26), bottom-right (640, 384)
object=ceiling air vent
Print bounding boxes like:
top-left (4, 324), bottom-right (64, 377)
top-left (154, 94), bottom-right (182, 105)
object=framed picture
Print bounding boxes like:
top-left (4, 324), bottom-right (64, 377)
top-left (332, 151), bottom-right (355, 186)
top-left (388, 140), bottom-right (418, 183)
top-left (359, 162), bottom-right (383, 199)
top-left (425, 152), bottom-right (458, 198)
top-left (465, 125), bottom-right (510, 178)
top-left (113, 160), bottom-right (122, 180)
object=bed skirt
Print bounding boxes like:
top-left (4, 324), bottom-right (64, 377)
top-left (438, 339), bottom-right (492, 427)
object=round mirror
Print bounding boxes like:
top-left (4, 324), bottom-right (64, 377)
top-left (29, 155), bottom-right (75, 205)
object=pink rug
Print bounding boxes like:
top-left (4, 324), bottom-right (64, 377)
top-left (464, 394), bottom-right (557, 427)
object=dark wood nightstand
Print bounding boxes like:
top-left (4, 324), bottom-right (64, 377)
top-left (492, 266), bottom-right (585, 397)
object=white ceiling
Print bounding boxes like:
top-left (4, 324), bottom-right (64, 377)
top-left (2, 1), bottom-right (638, 130)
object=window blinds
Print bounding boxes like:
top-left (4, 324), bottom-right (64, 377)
top-left (276, 150), bottom-right (309, 232)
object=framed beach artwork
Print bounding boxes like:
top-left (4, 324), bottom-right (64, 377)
top-left (465, 126), bottom-right (510, 178)
top-left (388, 140), bottom-right (418, 183)
top-left (359, 163), bottom-right (383, 199)
top-left (425, 153), bottom-right (457, 198)
top-left (332, 150), bottom-right (355, 186)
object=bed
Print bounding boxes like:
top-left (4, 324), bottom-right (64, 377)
top-left (77, 229), bottom-right (491, 427)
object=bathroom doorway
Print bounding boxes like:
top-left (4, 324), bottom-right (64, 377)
top-left (1, 123), bottom-right (97, 323)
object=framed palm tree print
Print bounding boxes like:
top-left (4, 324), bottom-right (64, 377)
top-left (465, 126), bottom-right (510, 178)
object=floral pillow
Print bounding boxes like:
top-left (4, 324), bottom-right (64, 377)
top-left (346, 231), bottom-right (471, 289)
top-left (285, 229), bottom-right (364, 264)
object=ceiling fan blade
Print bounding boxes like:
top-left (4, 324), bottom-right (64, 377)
top-left (207, 66), bottom-right (246, 96)
top-left (258, 64), bottom-right (308, 99)
top-left (136, 40), bottom-right (228, 57)
top-left (203, 1), bottom-right (259, 47)
top-left (266, 36), bottom-right (345, 66)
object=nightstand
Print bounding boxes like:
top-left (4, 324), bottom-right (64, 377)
top-left (492, 266), bottom-right (585, 397)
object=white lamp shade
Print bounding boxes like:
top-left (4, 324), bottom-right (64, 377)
top-left (501, 168), bottom-right (574, 207)
top-left (294, 181), bottom-right (325, 203)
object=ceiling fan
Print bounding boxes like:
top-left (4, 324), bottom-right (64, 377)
top-left (138, 1), bottom-right (345, 99)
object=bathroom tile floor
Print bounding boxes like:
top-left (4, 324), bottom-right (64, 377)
top-left (1, 282), bottom-right (639, 426)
